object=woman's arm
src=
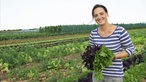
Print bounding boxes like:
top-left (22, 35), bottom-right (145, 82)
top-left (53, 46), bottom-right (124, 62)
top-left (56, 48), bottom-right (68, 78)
top-left (113, 27), bottom-right (134, 60)
top-left (113, 51), bottom-right (128, 60)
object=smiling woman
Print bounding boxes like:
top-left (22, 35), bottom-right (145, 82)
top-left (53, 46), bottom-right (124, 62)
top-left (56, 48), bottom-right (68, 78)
top-left (89, 4), bottom-right (134, 82)
top-left (92, 4), bottom-right (108, 26)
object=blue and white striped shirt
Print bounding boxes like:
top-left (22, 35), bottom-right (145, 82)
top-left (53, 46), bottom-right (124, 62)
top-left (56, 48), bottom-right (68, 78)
top-left (89, 26), bottom-right (134, 77)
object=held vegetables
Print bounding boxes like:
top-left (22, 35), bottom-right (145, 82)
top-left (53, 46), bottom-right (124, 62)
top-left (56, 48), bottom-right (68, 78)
top-left (81, 45), bottom-right (101, 70)
top-left (93, 45), bottom-right (114, 80)
top-left (81, 44), bottom-right (114, 80)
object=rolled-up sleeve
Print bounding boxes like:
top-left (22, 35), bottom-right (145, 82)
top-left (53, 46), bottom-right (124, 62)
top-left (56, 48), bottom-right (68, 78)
top-left (119, 28), bottom-right (134, 56)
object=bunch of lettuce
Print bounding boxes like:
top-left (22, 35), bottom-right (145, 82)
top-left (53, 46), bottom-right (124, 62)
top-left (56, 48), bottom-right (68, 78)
top-left (81, 45), bottom-right (101, 70)
top-left (93, 45), bottom-right (114, 80)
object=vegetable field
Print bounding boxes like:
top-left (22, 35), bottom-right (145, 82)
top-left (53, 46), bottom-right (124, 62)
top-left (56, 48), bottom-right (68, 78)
top-left (0, 25), bottom-right (146, 82)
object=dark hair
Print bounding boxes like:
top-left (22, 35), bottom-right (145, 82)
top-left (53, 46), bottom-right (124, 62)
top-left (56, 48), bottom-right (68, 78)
top-left (92, 4), bottom-right (108, 17)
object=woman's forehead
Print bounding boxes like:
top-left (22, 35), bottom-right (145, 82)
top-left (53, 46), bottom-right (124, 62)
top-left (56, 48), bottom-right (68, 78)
top-left (94, 7), bottom-right (106, 13)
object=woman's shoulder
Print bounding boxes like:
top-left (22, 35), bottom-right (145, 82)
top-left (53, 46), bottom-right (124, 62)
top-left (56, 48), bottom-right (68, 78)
top-left (115, 25), bottom-right (126, 31)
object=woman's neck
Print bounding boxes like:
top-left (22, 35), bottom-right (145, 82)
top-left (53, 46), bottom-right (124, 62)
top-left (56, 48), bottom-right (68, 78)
top-left (99, 23), bottom-right (112, 31)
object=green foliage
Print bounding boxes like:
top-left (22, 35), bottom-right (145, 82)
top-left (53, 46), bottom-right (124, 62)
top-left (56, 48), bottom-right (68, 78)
top-left (39, 25), bottom-right (62, 33)
top-left (48, 58), bottom-right (61, 69)
top-left (0, 42), bottom-right (88, 69)
top-left (93, 46), bottom-right (114, 80)
top-left (0, 23), bottom-right (146, 41)
top-left (9, 67), bottom-right (39, 80)
top-left (115, 23), bottom-right (146, 30)
top-left (0, 28), bottom-right (146, 81)
top-left (124, 62), bottom-right (146, 82)
top-left (0, 58), bottom-right (9, 72)
top-left (132, 36), bottom-right (145, 45)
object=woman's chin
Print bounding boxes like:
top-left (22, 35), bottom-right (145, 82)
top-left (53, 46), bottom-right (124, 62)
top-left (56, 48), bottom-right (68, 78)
top-left (98, 23), bottom-right (105, 26)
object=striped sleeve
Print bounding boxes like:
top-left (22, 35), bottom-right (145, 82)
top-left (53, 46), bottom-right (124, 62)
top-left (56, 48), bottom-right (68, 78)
top-left (89, 30), bottom-right (95, 46)
top-left (119, 27), bottom-right (134, 56)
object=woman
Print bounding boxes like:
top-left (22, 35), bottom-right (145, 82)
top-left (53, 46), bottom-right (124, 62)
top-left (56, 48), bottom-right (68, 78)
top-left (89, 4), bottom-right (134, 82)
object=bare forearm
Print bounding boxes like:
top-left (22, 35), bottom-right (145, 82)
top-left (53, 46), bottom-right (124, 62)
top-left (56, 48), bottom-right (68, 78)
top-left (114, 51), bottom-right (129, 60)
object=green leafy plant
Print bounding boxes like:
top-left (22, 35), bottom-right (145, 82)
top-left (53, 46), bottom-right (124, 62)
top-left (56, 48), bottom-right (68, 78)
top-left (93, 45), bottom-right (114, 80)
top-left (48, 58), bottom-right (61, 69)
top-left (0, 58), bottom-right (9, 72)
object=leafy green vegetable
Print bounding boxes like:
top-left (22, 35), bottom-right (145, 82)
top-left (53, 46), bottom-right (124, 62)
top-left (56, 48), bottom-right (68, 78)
top-left (93, 45), bottom-right (114, 80)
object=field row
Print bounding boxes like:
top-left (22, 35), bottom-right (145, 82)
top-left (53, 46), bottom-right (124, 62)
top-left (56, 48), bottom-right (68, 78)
top-left (0, 40), bottom-right (146, 82)
top-left (0, 28), bottom-right (146, 82)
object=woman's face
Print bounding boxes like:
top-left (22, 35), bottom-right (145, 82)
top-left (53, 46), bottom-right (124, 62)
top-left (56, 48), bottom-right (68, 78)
top-left (93, 7), bottom-right (108, 26)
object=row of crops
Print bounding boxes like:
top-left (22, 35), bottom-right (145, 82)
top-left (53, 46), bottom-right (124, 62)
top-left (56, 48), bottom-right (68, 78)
top-left (0, 28), bottom-right (146, 82)
top-left (0, 23), bottom-right (146, 41)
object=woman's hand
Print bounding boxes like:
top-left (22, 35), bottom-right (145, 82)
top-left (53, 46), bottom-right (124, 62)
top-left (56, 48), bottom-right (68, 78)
top-left (112, 55), bottom-right (117, 60)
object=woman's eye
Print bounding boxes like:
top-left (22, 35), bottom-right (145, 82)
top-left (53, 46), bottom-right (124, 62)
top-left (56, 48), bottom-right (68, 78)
top-left (94, 14), bottom-right (98, 18)
top-left (100, 12), bottom-right (104, 15)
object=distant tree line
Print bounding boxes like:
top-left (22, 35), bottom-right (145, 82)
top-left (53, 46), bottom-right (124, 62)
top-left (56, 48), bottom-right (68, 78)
top-left (115, 23), bottom-right (146, 29)
top-left (39, 24), bottom-right (97, 34)
top-left (0, 23), bottom-right (146, 41)
top-left (39, 23), bottom-right (146, 33)
top-left (39, 25), bottom-right (62, 33)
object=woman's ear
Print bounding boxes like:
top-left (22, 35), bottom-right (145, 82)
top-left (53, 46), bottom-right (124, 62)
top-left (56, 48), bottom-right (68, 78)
top-left (107, 13), bottom-right (109, 17)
